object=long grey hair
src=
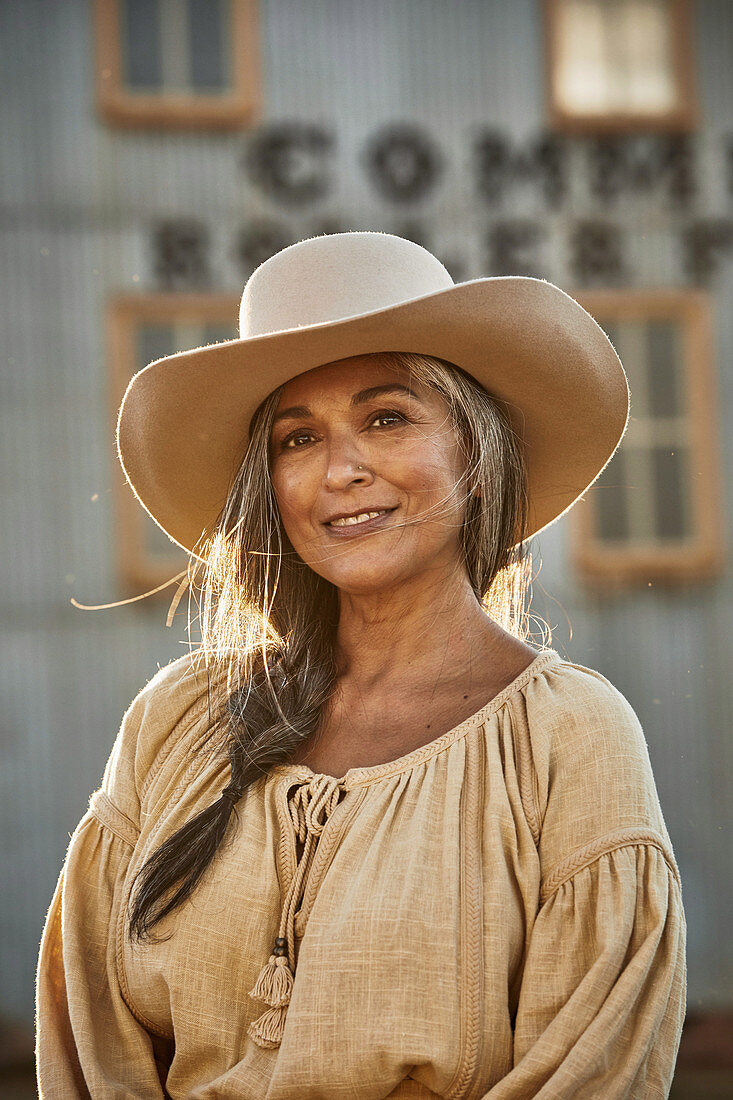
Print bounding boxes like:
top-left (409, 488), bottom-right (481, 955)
top-left (126, 351), bottom-right (544, 942)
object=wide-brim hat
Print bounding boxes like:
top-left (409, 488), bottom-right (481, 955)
top-left (117, 231), bottom-right (629, 557)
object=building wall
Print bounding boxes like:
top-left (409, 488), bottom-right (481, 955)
top-left (1, 0), bottom-right (731, 1024)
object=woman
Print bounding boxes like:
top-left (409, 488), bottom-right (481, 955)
top-left (36, 232), bottom-right (686, 1098)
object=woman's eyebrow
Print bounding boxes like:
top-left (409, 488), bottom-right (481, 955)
top-left (272, 384), bottom-right (419, 425)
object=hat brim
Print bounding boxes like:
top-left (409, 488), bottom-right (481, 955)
top-left (116, 275), bottom-right (629, 558)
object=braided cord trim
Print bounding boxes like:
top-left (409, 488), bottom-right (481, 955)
top-left (88, 789), bottom-right (139, 849)
top-left (540, 827), bottom-right (681, 906)
top-left (445, 732), bottom-right (486, 1099)
top-left (506, 691), bottom-right (542, 847)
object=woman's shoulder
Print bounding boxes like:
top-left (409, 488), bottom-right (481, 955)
top-left (99, 650), bottom-right (227, 824)
top-left (522, 651), bottom-right (672, 858)
top-left (525, 650), bottom-right (650, 764)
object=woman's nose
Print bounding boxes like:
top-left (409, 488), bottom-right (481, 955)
top-left (324, 449), bottom-right (374, 491)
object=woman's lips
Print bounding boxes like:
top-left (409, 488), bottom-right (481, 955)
top-left (322, 507), bottom-right (397, 536)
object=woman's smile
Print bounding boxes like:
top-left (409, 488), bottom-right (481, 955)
top-left (324, 505), bottom-right (397, 533)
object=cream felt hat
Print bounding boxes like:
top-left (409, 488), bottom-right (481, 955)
top-left (116, 231), bottom-right (630, 557)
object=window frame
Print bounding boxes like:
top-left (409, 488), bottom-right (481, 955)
top-left (543, 0), bottom-right (699, 133)
top-left (567, 289), bottom-right (725, 589)
top-left (107, 294), bottom-right (241, 597)
top-left (93, 0), bottom-right (260, 129)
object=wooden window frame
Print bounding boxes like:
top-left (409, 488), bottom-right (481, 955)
top-left (567, 290), bottom-right (725, 590)
top-left (107, 294), bottom-right (240, 597)
top-left (543, 0), bottom-right (699, 133)
top-left (93, 0), bottom-right (260, 129)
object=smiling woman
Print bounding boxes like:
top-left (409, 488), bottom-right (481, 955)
top-left (36, 233), bottom-right (686, 1098)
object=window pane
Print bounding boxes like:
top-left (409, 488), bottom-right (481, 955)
top-left (122, 0), bottom-right (163, 90)
top-left (555, 0), bottom-right (677, 115)
top-left (555, 0), bottom-right (609, 112)
top-left (614, 320), bottom-right (648, 419)
top-left (188, 0), bottom-right (230, 90)
top-left (595, 450), bottom-right (630, 541)
top-left (647, 320), bottom-right (683, 419)
top-left (651, 444), bottom-right (689, 540)
top-left (138, 324), bottom-right (174, 368)
top-left (618, 0), bottom-right (676, 113)
top-left (203, 323), bottom-right (237, 344)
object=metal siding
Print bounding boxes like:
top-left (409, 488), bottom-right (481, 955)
top-left (1, 0), bottom-right (731, 1025)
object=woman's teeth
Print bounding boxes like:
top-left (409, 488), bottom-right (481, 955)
top-left (329, 510), bottom-right (388, 527)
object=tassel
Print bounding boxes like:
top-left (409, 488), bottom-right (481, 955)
top-left (248, 953), bottom-right (294, 1007)
top-left (247, 1004), bottom-right (288, 1048)
top-left (247, 937), bottom-right (294, 1047)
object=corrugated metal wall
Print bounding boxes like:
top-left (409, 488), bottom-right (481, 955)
top-left (1, 0), bottom-right (731, 1024)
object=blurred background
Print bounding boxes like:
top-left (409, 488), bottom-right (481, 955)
top-left (1, 0), bottom-right (732, 1095)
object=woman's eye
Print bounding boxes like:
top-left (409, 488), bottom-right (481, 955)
top-left (370, 409), bottom-right (407, 429)
top-left (282, 430), bottom-right (315, 448)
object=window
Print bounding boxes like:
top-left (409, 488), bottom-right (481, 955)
top-left (94, 0), bottom-right (260, 128)
top-left (567, 291), bottom-right (725, 588)
top-left (108, 295), bottom-right (239, 597)
top-left (544, 0), bottom-right (698, 132)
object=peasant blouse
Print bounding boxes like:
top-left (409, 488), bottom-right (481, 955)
top-left (35, 647), bottom-right (686, 1098)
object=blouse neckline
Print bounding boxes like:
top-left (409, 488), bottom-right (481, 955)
top-left (270, 647), bottom-right (562, 789)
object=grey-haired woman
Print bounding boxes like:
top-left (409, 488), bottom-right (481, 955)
top-left (36, 233), bottom-right (686, 1098)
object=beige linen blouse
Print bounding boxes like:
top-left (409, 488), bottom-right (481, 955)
top-left (36, 647), bottom-right (686, 1099)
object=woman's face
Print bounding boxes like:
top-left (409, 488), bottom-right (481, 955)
top-left (269, 356), bottom-right (469, 596)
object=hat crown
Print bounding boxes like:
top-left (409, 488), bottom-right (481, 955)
top-left (239, 231), bottom-right (454, 338)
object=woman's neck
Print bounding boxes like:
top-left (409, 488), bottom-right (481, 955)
top-left (334, 565), bottom-right (504, 691)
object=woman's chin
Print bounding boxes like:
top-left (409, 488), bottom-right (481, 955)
top-left (311, 556), bottom-right (411, 597)
top-left (304, 536), bottom-right (462, 598)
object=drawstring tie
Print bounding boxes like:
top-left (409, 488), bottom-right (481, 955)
top-left (248, 774), bottom-right (344, 1049)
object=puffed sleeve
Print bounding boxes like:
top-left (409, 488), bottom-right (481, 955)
top-left (484, 662), bottom-right (687, 1098)
top-left (36, 809), bottom-right (171, 1098)
top-left (35, 652), bottom-right (213, 1099)
top-left (484, 842), bottom-right (685, 1098)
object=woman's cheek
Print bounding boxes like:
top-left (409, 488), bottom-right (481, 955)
top-left (274, 472), bottom-right (317, 549)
